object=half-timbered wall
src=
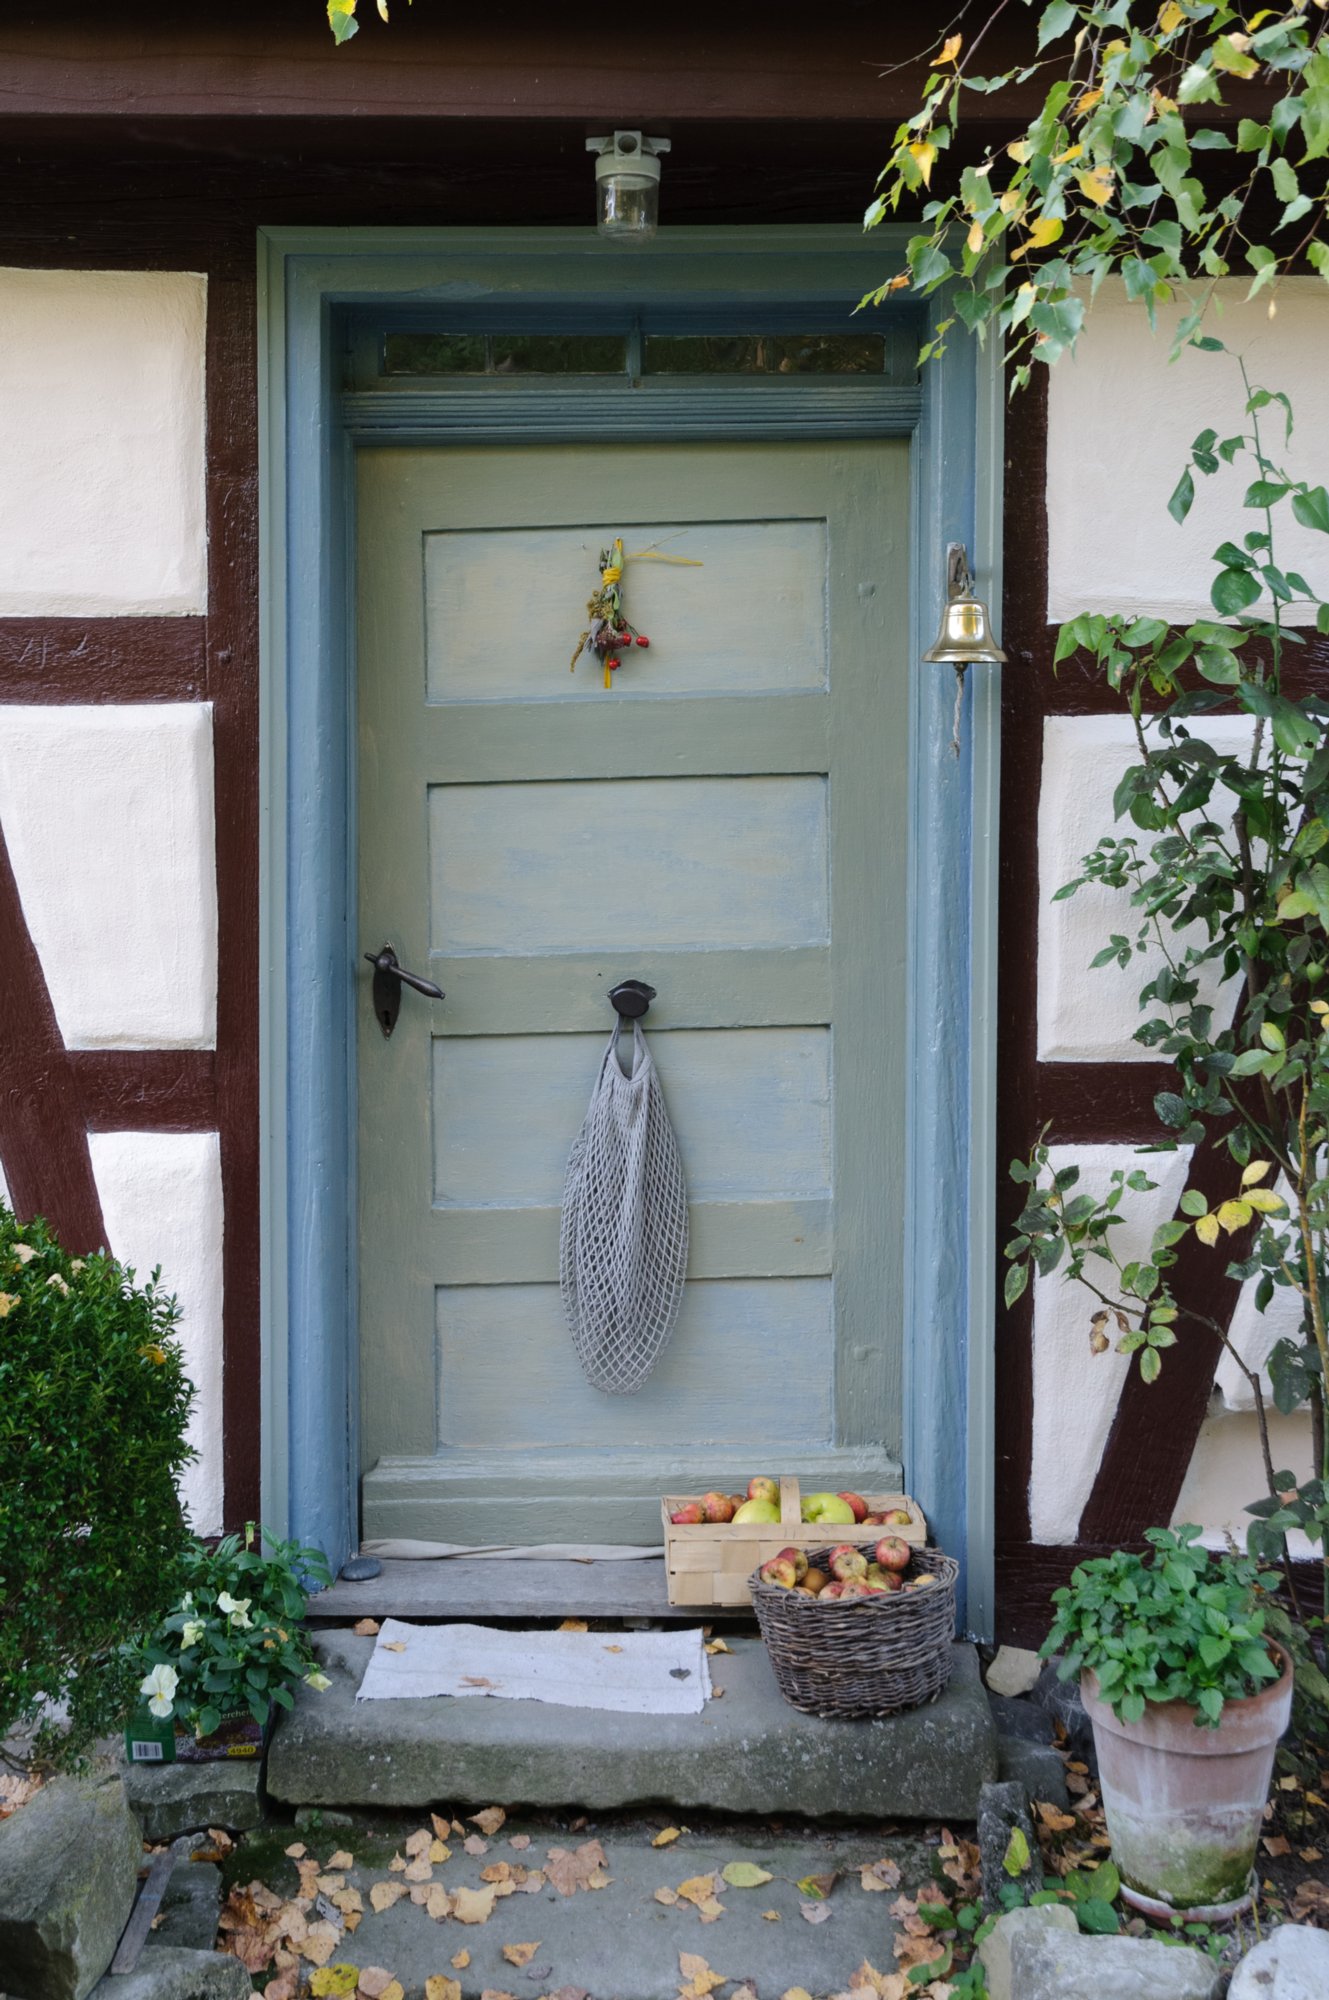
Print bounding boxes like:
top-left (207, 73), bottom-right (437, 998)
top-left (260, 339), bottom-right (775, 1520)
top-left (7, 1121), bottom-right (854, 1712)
top-left (996, 281), bottom-right (1329, 1641)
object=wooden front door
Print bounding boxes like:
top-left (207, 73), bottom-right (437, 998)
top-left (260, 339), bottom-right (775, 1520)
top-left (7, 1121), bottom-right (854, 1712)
top-left (356, 438), bottom-right (910, 1543)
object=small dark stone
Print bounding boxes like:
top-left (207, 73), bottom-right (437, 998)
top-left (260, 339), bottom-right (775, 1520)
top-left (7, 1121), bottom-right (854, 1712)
top-left (988, 1693), bottom-right (1055, 1744)
top-left (338, 1556), bottom-right (383, 1582)
top-left (978, 1777), bottom-right (1044, 1912)
top-left (996, 1735), bottom-right (1070, 1809)
top-left (1031, 1657), bottom-right (1096, 1766)
top-left (151, 1862), bottom-right (223, 1953)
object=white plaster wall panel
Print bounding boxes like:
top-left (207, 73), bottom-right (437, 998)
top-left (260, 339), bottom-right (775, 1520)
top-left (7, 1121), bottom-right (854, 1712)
top-left (0, 269), bottom-right (207, 616)
top-left (1172, 1401), bottom-right (1315, 1557)
top-left (0, 704), bottom-right (217, 1049)
top-left (89, 1131), bottom-right (224, 1537)
top-left (1038, 713), bottom-right (1251, 1062)
top-left (1047, 279), bottom-right (1329, 625)
top-left (1029, 1141), bottom-right (1193, 1543)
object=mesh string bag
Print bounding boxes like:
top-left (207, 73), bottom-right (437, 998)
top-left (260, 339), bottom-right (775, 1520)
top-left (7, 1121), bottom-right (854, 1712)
top-left (559, 1018), bottom-right (690, 1394)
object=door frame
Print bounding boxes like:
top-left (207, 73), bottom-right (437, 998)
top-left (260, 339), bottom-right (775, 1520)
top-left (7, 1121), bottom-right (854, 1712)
top-left (257, 225), bottom-right (1003, 1635)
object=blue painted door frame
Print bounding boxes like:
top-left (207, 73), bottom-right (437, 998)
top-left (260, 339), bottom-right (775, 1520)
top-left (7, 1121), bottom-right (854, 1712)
top-left (257, 226), bottom-right (1002, 1635)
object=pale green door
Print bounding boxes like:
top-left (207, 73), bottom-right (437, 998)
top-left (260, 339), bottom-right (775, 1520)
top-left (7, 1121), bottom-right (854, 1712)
top-left (356, 440), bottom-right (910, 1543)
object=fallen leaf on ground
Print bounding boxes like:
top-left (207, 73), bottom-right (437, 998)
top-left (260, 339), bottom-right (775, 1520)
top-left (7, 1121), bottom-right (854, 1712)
top-left (452, 1885), bottom-right (497, 1925)
top-left (425, 1982), bottom-right (460, 2000)
top-left (1263, 1835), bottom-right (1292, 1857)
top-left (604, 1644), bottom-right (624, 1653)
top-left (799, 1901), bottom-right (831, 1925)
top-left (559, 1619), bottom-right (589, 1633)
top-left (501, 1944), bottom-right (541, 1967)
top-left (762, 1910), bottom-right (780, 1921)
top-left (356, 1971), bottom-right (395, 1999)
top-left (697, 1899), bottom-right (725, 1922)
top-left (404, 1856), bottom-right (434, 1883)
top-left (678, 1952), bottom-right (727, 1999)
top-left (1301, 1847), bottom-right (1323, 1863)
top-left (678, 1874), bottom-right (721, 1907)
top-left (331, 1888), bottom-right (363, 1915)
top-left (410, 1886), bottom-right (432, 1906)
top-left (545, 1840), bottom-right (610, 1896)
top-left (731, 1986), bottom-right (758, 2000)
top-left (430, 1839), bottom-right (451, 1863)
top-left (383, 1641), bottom-right (408, 1653)
top-left (479, 1991), bottom-right (516, 2000)
top-left (1292, 1878), bottom-right (1329, 1920)
top-left (1036, 1801), bottom-right (1076, 1833)
top-left (299, 1925), bottom-right (343, 1970)
top-left (509, 1833), bottom-right (531, 1851)
top-left (426, 1886), bottom-right (452, 1921)
top-left (328, 1850), bottom-right (355, 1872)
top-left (705, 1638), bottom-right (731, 1656)
top-left (451, 1951), bottom-right (470, 1969)
top-left (316, 1874), bottom-right (347, 1894)
top-left (655, 1887), bottom-right (680, 1906)
top-left (796, 1872), bottom-right (836, 1901)
top-left (464, 1835), bottom-right (489, 1856)
top-left (653, 1827), bottom-right (683, 1847)
top-left (721, 1862), bottom-right (772, 1889)
top-left (353, 1617), bottom-right (381, 1636)
top-left (544, 1990), bottom-right (590, 2000)
top-left (708, 1687), bottom-right (725, 1699)
top-left (431, 1813), bottom-right (453, 1839)
top-left (388, 1855), bottom-right (407, 1874)
top-left (859, 1859), bottom-right (901, 1893)
top-left (848, 1967), bottom-right (907, 2000)
top-left (284, 1842), bottom-right (308, 1859)
top-left (781, 1991), bottom-right (813, 2000)
top-left (369, 1883), bottom-right (407, 1914)
top-left (309, 1969), bottom-right (359, 1999)
top-left (470, 1806), bottom-right (508, 1835)
top-left (266, 1976), bottom-right (300, 2000)
top-left (406, 1829), bottom-right (434, 1857)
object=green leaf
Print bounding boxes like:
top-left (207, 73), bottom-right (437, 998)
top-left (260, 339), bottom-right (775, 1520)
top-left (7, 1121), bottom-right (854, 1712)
top-left (1078, 1898), bottom-right (1121, 1934)
top-left (1168, 468), bottom-right (1196, 524)
top-left (1245, 480), bottom-right (1291, 509)
top-left (1005, 1260), bottom-right (1031, 1308)
top-left (1037, 1), bottom-right (1077, 49)
top-left (1180, 1189), bottom-right (1209, 1217)
top-left (1139, 1346), bottom-right (1162, 1384)
top-left (1003, 1825), bottom-right (1032, 1876)
top-left (327, 0), bottom-right (359, 41)
top-left (1292, 486), bottom-right (1329, 534)
top-left (1093, 1861), bottom-right (1121, 1904)
top-left (1211, 566), bottom-right (1262, 616)
top-left (722, 1862), bottom-right (774, 1888)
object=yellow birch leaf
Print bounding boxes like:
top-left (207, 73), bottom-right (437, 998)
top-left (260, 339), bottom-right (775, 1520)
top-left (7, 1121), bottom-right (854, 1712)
top-left (781, 1991), bottom-right (814, 2000)
top-left (932, 33), bottom-right (962, 64)
top-left (722, 1862), bottom-right (774, 1889)
top-left (426, 1885), bottom-right (452, 1920)
top-left (1023, 215), bottom-right (1065, 250)
top-left (704, 1638), bottom-right (730, 1655)
top-left (1241, 1159), bottom-right (1272, 1187)
top-left (678, 1955), bottom-right (728, 1999)
top-left (369, 1882), bottom-right (407, 1914)
top-left (1217, 1199), bottom-right (1253, 1233)
top-left (1077, 164), bottom-right (1115, 205)
top-left (908, 142), bottom-right (938, 187)
top-left (999, 189), bottom-right (1026, 216)
top-left (469, 1807), bottom-right (507, 1835)
top-left (967, 220), bottom-right (985, 254)
top-left (762, 1909), bottom-right (781, 1920)
top-left (425, 1983), bottom-right (461, 2000)
top-left (558, 1619), bottom-right (589, 1633)
top-left (653, 1827), bottom-right (683, 1846)
top-left (309, 1970), bottom-right (359, 1999)
top-left (452, 1885), bottom-right (497, 1925)
top-left (1007, 140), bottom-right (1032, 163)
top-left (1074, 86), bottom-right (1103, 115)
top-left (501, 1944), bottom-right (541, 1967)
top-left (1245, 1189), bottom-right (1286, 1213)
top-left (655, 1887), bottom-right (680, 1906)
top-left (285, 1842), bottom-right (308, 1859)
top-left (1052, 143), bottom-right (1083, 165)
top-left (451, 1953), bottom-right (471, 1970)
top-left (1195, 1212), bottom-right (1221, 1246)
top-left (678, 1874), bottom-right (721, 1906)
top-left (1159, 0), bottom-right (1185, 33)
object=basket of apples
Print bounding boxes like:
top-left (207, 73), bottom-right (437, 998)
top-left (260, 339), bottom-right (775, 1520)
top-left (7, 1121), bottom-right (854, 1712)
top-left (661, 1475), bottom-right (925, 1610)
top-left (747, 1536), bottom-right (958, 1718)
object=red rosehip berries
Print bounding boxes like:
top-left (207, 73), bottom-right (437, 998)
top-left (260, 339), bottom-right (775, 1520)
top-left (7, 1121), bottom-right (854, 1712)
top-left (607, 657), bottom-right (620, 670)
top-left (636, 636), bottom-right (650, 648)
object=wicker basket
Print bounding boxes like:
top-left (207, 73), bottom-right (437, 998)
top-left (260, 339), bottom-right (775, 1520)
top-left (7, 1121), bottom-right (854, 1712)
top-left (749, 1544), bottom-right (958, 1719)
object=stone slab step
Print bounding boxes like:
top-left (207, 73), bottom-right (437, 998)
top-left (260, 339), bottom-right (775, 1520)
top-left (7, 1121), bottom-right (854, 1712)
top-left (310, 1557), bottom-right (711, 1626)
top-left (266, 1631), bottom-right (996, 1821)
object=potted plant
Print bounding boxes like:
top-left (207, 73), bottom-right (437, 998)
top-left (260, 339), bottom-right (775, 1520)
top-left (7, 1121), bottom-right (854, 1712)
top-left (129, 1523), bottom-right (332, 1761)
top-left (1043, 1526), bottom-right (1292, 1917)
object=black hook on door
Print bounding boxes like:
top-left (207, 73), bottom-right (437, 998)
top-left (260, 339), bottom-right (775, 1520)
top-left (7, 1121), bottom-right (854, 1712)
top-left (609, 980), bottom-right (656, 1020)
top-left (365, 943), bottom-right (444, 1039)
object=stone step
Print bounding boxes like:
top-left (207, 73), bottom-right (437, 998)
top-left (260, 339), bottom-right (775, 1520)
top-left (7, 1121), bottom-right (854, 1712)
top-left (266, 1631), bottom-right (996, 1821)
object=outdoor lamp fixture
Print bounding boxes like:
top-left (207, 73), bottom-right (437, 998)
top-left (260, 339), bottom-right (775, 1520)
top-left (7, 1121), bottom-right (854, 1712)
top-left (586, 131), bottom-right (671, 242)
top-left (922, 540), bottom-right (1006, 755)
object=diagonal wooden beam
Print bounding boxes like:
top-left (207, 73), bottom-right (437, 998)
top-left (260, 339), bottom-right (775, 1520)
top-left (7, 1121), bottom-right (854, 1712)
top-left (0, 818), bottom-right (106, 1252)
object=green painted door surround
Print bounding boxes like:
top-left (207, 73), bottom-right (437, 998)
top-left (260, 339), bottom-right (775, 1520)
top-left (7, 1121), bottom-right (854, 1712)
top-left (257, 227), bottom-right (1002, 1633)
top-left (356, 440), bottom-right (910, 1541)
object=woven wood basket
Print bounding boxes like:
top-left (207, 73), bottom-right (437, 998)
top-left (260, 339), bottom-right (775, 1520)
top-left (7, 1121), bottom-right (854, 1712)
top-left (749, 1545), bottom-right (958, 1719)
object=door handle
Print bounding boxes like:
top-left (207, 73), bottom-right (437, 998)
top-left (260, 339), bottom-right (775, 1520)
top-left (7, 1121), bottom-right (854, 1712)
top-left (364, 943), bottom-right (444, 1040)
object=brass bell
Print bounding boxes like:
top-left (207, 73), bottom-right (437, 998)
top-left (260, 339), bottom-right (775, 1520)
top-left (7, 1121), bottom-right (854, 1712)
top-left (922, 542), bottom-right (1007, 667)
top-left (922, 542), bottom-right (1005, 754)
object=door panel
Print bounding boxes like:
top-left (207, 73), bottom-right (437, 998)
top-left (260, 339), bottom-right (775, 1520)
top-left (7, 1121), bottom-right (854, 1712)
top-left (357, 440), bottom-right (910, 1539)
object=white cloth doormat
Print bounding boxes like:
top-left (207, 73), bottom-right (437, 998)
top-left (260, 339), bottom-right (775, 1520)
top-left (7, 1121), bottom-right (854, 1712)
top-left (355, 1617), bottom-right (713, 1716)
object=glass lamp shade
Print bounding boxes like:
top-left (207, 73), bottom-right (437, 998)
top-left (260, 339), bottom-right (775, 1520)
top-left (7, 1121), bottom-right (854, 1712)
top-left (587, 132), bottom-right (670, 243)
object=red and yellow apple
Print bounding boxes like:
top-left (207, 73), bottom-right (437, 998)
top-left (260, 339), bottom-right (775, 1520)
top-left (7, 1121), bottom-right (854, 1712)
top-left (746, 1475), bottom-right (778, 1505)
top-left (875, 1536), bottom-right (911, 1572)
top-left (670, 1502), bottom-right (703, 1524)
top-left (802, 1566), bottom-right (828, 1595)
top-left (701, 1491), bottom-right (736, 1523)
top-left (837, 1491), bottom-right (869, 1523)
top-left (829, 1544), bottom-right (868, 1582)
top-left (884, 1508), bottom-right (913, 1527)
top-left (800, 1492), bottom-right (857, 1526)
top-left (759, 1554), bottom-right (798, 1588)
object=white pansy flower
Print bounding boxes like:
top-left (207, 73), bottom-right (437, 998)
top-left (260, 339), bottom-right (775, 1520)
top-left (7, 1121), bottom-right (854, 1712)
top-left (304, 1671), bottom-right (331, 1692)
top-left (12, 1244), bottom-right (36, 1265)
top-left (180, 1619), bottom-right (204, 1649)
top-left (217, 1591), bottom-right (252, 1630)
top-left (46, 1274), bottom-right (70, 1297)
top-left (139, 1663), bottom-right (179, 1719)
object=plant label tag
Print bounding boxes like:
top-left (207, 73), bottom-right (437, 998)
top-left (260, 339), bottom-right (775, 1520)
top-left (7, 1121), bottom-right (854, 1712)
top-left (313, 1895), bottom-right (344, 1933)
top-left (129, 1740), bottom-right (164, 1762)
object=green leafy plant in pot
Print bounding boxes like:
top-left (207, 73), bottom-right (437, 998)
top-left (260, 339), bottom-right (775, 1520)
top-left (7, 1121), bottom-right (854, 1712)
top-left (1044, 1526), bottom-right (1291, 1918)
top-left (130, 1523), bottom-right (332, 1760)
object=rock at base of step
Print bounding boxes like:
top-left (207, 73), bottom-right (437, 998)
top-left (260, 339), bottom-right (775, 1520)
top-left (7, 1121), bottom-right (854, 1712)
top-left (985, 1645), bottom-right (1042, 1697)
top-left (1012, 1928), bottom-right (1224, 2000)
top-left (151, 1862), bottom-right (223, 1953)
top-left (977, 1901), bottom-right (1079, 2000)
top-left (87, 1944), bottom-right (251, 2000)
top-left (995, 1734), bottom-right (1070, 1809)
top-left (1031, 1656), bottom-right (1096, 1763)
top-left (1230, 1924), bottom-right (1329, 1999)
top-left (0, 1770), bottom-right (141, 2000)
top-left (977, 1778), bottom-right (1043, 1910)
top-left (123, 1760), bottom-right (263, 1842)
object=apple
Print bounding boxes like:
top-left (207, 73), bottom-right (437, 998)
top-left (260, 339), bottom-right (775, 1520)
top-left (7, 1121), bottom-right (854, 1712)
top-left (884, 1508), bottom-right (913, 1527)
top-left (670, 1502), bottom-right (703, 1524)
top-left (802, 1567), bottom-right (828, 1595)
top-left (838, 1491), bottom-right (869, 1523)
top-left (730, 1495), bottom-right (746, 1514)
top-left (819, 1581), bottom-right (846, 1600)
top-left (702, 1491), bottom-right (736, 1523)
top-left (774, 1545), bottom-right (809, 1583)
top-left (800, 1492), bottom-right (857, 1526)
top-left (793, 1585), bottom-right (820, 1598)
top-left (838, 1580), bottom-right (872, 1599)
top-left (861, 1513), bottom-right (887, 1527)
top-left (908, 1572), bottom-right (938, 1591)
top-left (747, 1475), bottom-right (778, 1505)
top-left (829, 1544), bottom-right (868, 1582)
top-left (732, 1496), bottom-right (781, 1524)
top-left (759, 1554), bottom-right (798, 1588)
top-left (875, 1536), bottom-right (912, 1572)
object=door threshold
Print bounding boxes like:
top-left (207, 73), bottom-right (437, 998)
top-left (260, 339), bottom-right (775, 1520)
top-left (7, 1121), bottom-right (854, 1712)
top-left (307, 1554), bottom-right (752, 1626)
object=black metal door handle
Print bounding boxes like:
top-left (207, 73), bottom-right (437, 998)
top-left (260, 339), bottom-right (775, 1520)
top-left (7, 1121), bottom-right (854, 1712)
top-left (364, 943), bottom-right (444, 1039)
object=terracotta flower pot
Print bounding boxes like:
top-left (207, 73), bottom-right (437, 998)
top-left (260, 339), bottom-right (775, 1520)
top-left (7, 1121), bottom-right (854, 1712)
top-left (1081, 1643), bottom-right (1293, 1920)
